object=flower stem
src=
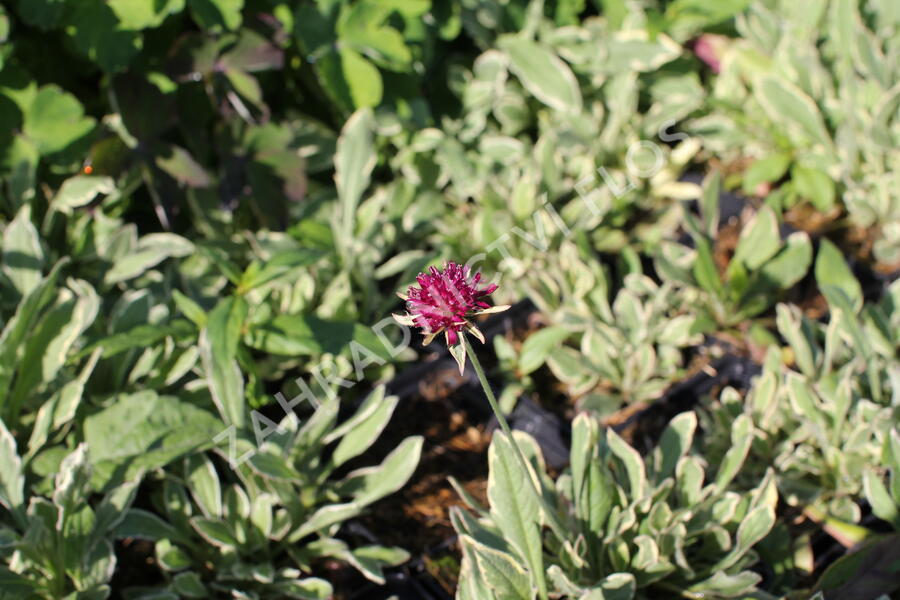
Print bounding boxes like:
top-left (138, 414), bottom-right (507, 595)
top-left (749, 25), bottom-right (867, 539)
top-left (462, 336), bottom-right (568, 544)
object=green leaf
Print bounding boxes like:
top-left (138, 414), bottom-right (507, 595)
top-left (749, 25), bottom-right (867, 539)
top-left (84, 391), bottom-right (222, 484)
top-left (757, 232), bottom-right (812, 290)
top-left (692, 237), bottom-right (723, 297)
top-left (583, 572), bottom-right (637, 600)
top-left (190, 516), bottom-right (238, 548)
top-left (730, 205), bottom-right (781, 271)
top-left (687, 570), bottom-right (761, 596)
top-left (2, 203), bottom-right (44, 297)
top-left (199, 296), bottom-right (248, 428)
top-left (289, 503), bottom-right (362, 542)
top-left (270, 577), bottom-right (333, 599)
top-left (498, 35), bottom-right (582, 113)
top-left (461, 534), bottom-right (533, 599)
top-left (753, 75), bottom-right (831, 147)
top-left (104, 233), bottom-right (194, 284)
top-left (570, 414), bottom-right (612, 539)
top-left (185, 454), bottom-right (222, 519)
top-left (65, 1), bottom-right (143, 72)
top-left (741, 153), bottom-right (790, 195)
top-left (328, 392), bottom-right (399, 470)
top-left (155, 144), bottom-right (212, 188)
top-left (714, 505), bottom-right (775, 571)
top-left (107, 0), bottom-right (186, 30)
top-left (237, 248), bottom-right (322, 294)
top-left (8, 280), bottom-right (99, 421)
top-left (188, 0), bottom-right (243, 31)
top-left (337, 435), bottom-right (423, 507)
top-left (519, 326), bottom-right (570, 375)
top-left (714, 414), bottom-right (753, 490)
top-left (700, 171), bottom-right (721, 237)
top-left (813, 533), bottom-right (900, 598)
top-left (349, 545), bottom-right (411, 585)
top-left (607, 429), bottom-right (647, 500)
top-left (815, 238), bottom-right (862, 313)
top-left (318, 46), bottom-right (383, 111)
top-left (114, 508), bottom-right (182, 542)
top-left (863, 470), bottom-right (899, 529)
top-left (654, 411), bottom-right (696, 481)
top-left (172, 571), bottom-right (207, 597)
top-left (488, 433), bottom-right (545, 598)
top-left (23, 85), bottom-right (96, 156)
top-left (0, 258), bottom-right (68, 414)
top-left (15, 0), bottom-right (67, 29)
top-left (247, 450), bottom-right (300, 480)
top-left (52, 175), bottom-right (115, 212)
top-left (335, 108), bottom-right (376, 251)
top-left (0, 420), bottom-right (24, 522)
top-left (792, 165), bottom-right (835, 211)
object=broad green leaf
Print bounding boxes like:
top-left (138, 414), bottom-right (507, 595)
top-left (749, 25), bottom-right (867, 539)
top-left (714, 414), bottom-right (753, 490)
top-left (2, 203), bottom-right (44, 297)
top-left (863, 470), bottom-right (899, 529)
top-left (570, 414), bottom-right (612, 536)
top-left (288, 503), bottom-right (362, 542)
top-left (237, 248), bottom-right (322, 294)
top-left (104, 233), bottom-right (193, 284)
top-left (115, 508), bottom-right (181, 542)
top-left (65, 1), bottom-right (142, 72)
top-left (172, 571), bottom-right (207, 596)
top-left (349, 545), bottom-right (411, 585)
top-left (654, 411), bottom-right (696, 481)
top-left (23, 85), bottom-right (96, 155)
top-left (185, 454), bottom-right (222, 519)
top-left (84, 391), bottom-right (221, 484)
top-left (462, 534), bottom-right (533, 599)
top-left (692, 238), bottom-right (723, 297)
top-left (52, 175), bottom-right (115, 212)
top-left (188, 0), bottom-right (243, 31)
top-left (813, 533), bottom-right (900, 598)
top-left (337, 436), bottom-right (423, 507)
top-left (328, 392), bottom-right (398, 470)
top-left (753, 75), bottom-right (831, 147)
top-left (687, 570), bottom-right (761, 596)
top-left (815, 238), bottom-right (862, 313)
top-left (8, 280), bottom-right (99, 422)
top-left (190, 516), bottom-right (238, 548)
top-left (498, 35), bottom-right (582, 113)
top-left (15, 0), bottom-right (66, 29)
top-left (0, 420), bottom-right (23, 522)
top-left (199, 296), bottom-right (248, 428)
top-left (155, 144), bottom-right (212, 188)
top-left (335, 107), bottom-right (376, 252)
top-left (792, 165), bottom-right (835, 211)
top-left (107, 0), bottom-right (185, 30)
top-left (756, 232), bottom-right (812, 289)
top-left (271, 577), bottom-right (333, 599)
top-left (730, 205), bottom-right (780, 271)
top-left (488, 433), bottom-right (545, 598)
top-left (741, 153), bottom-right (790, 195)
top-left (0, 258), bottom-right (68, 414)
top-left (519, 326), bottom-right (570, 375)
top-left (714, 505), bottom-right (775, 571)
top-left (607, 429), bottom-right (647, 500)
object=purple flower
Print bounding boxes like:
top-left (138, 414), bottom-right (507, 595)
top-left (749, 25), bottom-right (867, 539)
top-left (393, 262), bottom-right (508, 353)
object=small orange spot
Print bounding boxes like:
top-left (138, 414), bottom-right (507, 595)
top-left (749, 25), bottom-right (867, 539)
top-left (83, 165), bottom-right (93, 174)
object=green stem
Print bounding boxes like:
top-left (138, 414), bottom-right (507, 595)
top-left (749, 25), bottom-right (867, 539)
top-left (462, 336), bottom-right (568, 544)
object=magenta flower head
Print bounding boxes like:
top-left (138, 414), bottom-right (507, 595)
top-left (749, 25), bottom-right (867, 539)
top-left (393, 261), bottom-right (509, 373)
